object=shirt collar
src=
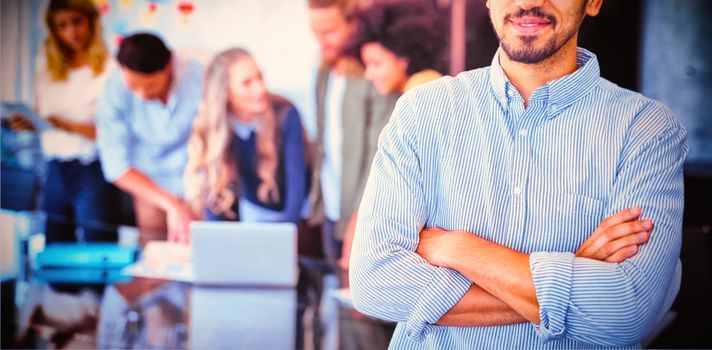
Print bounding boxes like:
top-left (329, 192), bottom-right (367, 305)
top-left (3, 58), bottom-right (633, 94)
top-left (489, 47), bottom-right (600, 119)
top-left (231, 117), bottom-right (258, 140)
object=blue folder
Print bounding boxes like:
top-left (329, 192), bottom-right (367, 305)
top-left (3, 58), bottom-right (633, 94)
top-left (36, 244), bottom-right (137, 269)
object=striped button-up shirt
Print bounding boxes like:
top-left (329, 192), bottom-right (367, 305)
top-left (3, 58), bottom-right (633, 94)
top-left (350, 48), bottom-right (688, 349)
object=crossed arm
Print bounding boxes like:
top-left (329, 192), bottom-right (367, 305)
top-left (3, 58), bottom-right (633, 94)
top-left (420, 207), bottom-right (652, 327)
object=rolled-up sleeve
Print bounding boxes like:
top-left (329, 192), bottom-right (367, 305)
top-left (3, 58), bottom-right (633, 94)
top-left (350, 95), bottom-right (471, 341)
top-left (530, 103), bottom-right (688, 346)
top-left (95, 73), bottom-right (132, 182)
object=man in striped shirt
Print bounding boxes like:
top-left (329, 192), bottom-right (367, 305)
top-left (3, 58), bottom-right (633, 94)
top-left (350, 0), bottom-right (688, 348)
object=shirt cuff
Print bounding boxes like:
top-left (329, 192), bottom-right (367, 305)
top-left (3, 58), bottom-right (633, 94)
top-left (405, 266), bottom-right (471, 341)
top-left (529, 251), bottom-right (575, 342)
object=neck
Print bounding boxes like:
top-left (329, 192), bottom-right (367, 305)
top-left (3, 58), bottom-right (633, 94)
top-left (331, 56), bottom-right (363, 77)
top-left (398, 77), bottom-right (409, 94)
top-left (499, 37), bottom-right (579, 107)
top-left (332, 57), bottom-right (348, 76)
top-left (158, 72), bottom-right (173, 105)
top-left (232, 109), bottom-right (257, 124)
top-left (68, 50), bottom-right (90, 68)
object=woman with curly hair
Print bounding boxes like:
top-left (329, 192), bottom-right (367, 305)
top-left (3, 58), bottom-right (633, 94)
top-left (345, 0), bottom-right (446, 95)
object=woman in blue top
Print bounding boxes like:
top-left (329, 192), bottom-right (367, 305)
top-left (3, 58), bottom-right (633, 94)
top-left (184, 48), bottom-right (308, 224)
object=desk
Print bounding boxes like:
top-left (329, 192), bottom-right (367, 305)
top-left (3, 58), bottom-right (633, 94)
top-left (11, 277), bottom-right (296, 349)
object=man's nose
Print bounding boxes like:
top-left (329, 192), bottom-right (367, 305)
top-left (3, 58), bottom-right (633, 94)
top-left (515, 0), bottom-right (546, 11)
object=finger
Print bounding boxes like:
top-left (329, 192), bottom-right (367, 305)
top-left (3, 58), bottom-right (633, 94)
top-left (601, 220), bottom-right (652, 243)
top-left (604, 244), bottom-right (639, 263)
top-left (180, 219), bottom-right (191, 245)
top-left (183, 224), bottom-right (191, 245)
top-left (595, 231), bottom-right (649, 261)
top-left (598, 207), bottom-right (642, 231)
top-left (168, 225), bottom-right (178, 243)
top-left (579, 221), bottom-right (648, 258)
top-left (579, 220), bottom-right (652, 257)
top-left (8, 119), bottom-right (32, 130)
top-left (578, 211), bottom-right (635, 255)
top-left (10, 115), bottom-right (30, 123)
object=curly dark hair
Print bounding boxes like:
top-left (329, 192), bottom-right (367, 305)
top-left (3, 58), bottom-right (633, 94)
top-left (344, 0), bottom-right (447, 76)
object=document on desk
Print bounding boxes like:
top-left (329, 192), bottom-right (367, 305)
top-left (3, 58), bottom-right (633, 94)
top-left (122, 241), bottom-right (194, 282)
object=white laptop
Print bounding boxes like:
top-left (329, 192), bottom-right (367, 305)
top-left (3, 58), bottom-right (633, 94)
top-left (190, 221), bottom-right (298, 287)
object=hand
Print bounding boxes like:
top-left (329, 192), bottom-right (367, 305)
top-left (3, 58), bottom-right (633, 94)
top-left (417, 227), bottom-right (468, 268)
top-left (7, 114), bottom-right (34, 131)
top-left (164, 198), bottom-right (195, 245)
top-left (47, 115), bottom-right (76, 133)
top-left (576, 207), bottom-right (653, 263)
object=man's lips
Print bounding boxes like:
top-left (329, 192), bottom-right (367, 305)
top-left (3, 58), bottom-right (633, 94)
top-left (510, 16), bottom-right (552, 34)
top-left (512, 16), bottom-right (551, 25)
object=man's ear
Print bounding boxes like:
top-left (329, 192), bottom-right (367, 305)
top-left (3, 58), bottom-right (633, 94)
top-left (586, 0), bottom-right (603, 17)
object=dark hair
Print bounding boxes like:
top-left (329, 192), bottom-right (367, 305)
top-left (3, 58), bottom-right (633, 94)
top-left (344, 0), bottom-right (447, 75)
top-left (117, 33), bottom-right (171, 74)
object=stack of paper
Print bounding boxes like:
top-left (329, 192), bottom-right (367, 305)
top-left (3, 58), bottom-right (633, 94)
top-left (122, 241), bottom-right (193, 282)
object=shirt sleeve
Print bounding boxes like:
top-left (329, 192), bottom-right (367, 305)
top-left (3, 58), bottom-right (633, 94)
top-left (350, 95), bottom-right (472, 342)
top-left (280, 107), bottom-right (307, 224)
top-left (356, 87), bottom-right (398, 206)
top-left (95, 72), bottom-right (133, 183)
top-left (529, 102), bottom-right (688, 346)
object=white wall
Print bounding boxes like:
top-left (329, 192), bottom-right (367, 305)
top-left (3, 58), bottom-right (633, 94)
top-left (1, 0), bottom-right (35, 103)
top-left (14, 0), bottom-right (321, 138)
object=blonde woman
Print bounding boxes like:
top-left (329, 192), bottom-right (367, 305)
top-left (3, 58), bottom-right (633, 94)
top-left (185, 48), bottom-right (308, 224)
top-left (9, 0), bottom-right (119, 243)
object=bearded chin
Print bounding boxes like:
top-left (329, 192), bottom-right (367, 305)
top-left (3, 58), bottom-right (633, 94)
top-left (501, 35), bottom-right (560, 64)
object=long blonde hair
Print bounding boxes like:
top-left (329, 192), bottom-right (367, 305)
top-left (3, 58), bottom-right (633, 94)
top-left (185, 48), bottom-right (282, 218)
top-left (44, 0), bottom-right (107, 81)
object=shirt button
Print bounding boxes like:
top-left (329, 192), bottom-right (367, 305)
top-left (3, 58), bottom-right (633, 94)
top-left (519, 129), bottom-right (528, 137)
top-left (513, 186), bottom-right (522, 195)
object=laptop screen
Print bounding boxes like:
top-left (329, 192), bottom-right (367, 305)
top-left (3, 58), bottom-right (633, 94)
top-left (190, 221), bottom-right (298, 287)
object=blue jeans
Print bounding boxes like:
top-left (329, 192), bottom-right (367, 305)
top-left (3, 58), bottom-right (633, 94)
top-left (41, 159), bottom-right (120, 243)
